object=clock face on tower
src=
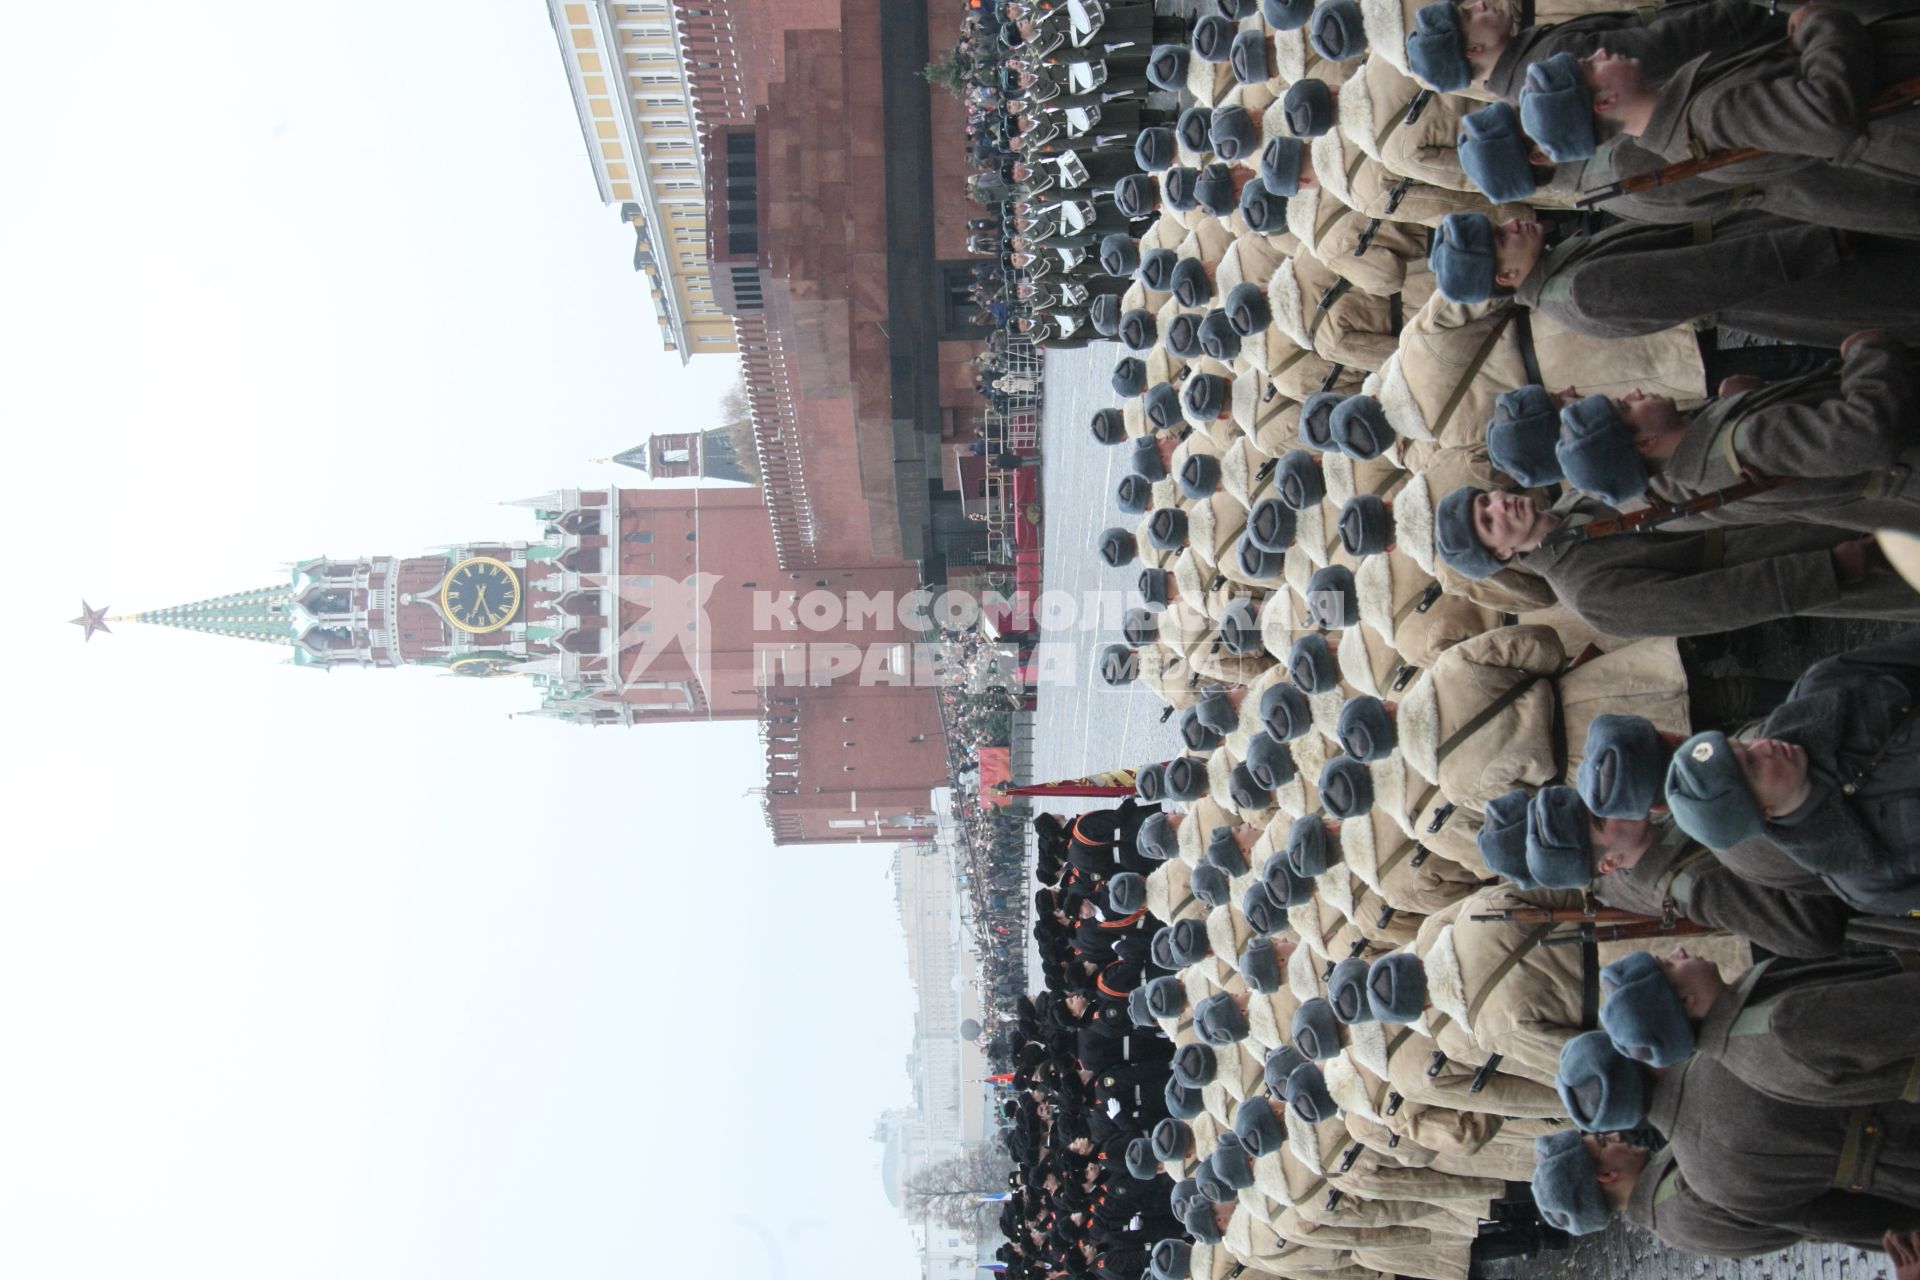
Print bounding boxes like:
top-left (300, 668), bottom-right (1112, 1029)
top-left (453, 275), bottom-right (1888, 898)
top-left (440, 556), bottom-right (522, 634)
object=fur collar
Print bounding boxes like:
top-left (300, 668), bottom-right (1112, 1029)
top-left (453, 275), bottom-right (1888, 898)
top-left (1266, 260), bottom-right (1311, 353)
top-left (1291, 721), bottom-right (1331, 783)
top-left (1291, 937), bottom-right (1325, 1000)
top-left (1283, 548), bottom-right (1315, 606)
top-left (1355, 553), bottom-right (1395, 647)
top-left (1275, 28), bottom-right (1308, 84)
top-left (1323, 453), bottom-right (1357, 508)
top-left (1258, 588), bottom-right (1303, 660)
top-left (1252, 1151), bottom-right (1294, 1207)
top-left (1285, 186), bottom-right (1319, 253)
top-left (1289, 900), bottom-right (1328, 962)
top-left (1296, 501), bottom-right (1328, 568)
top-left (1377, 351), bottom-right (1433, 442)
top-left (1371, 755), bottom-right (1414, 840)
top-left (1223, 1209), bottom-right (1253, 1262)
top-left (1223, 440), bottom-right (1267, 509)
top-left (1425, 923), bottom-right (1470, 1026)
top-left (1337, 625), bottom-right (1382, 699)
top-left (1362, 0), bottom-right (1415, 75)
top-left (1187, 52), bottom-right (1223, 109)
top-left (1339, 66), bottom-right (1380, 161)
top-left (1346, 1019), bottom-right (1390, 1081)
top-left (1232, 231), bottom-right (1285, 286)
top-left (1229, 865), bottom-right (1260, 910)
top-left (1309, 686), bottom-right (1345, 749)
top-left (1286, 1107), bottom-right (1321, 1174)
top-left (1246, 988), bottom-right (1282, 1049)
top-left (1208, 904), bottom-right (1243, 966)
top-left (1201, 1080), bottom-right (1234, 1126)
top-left (1189, 498), bottom-right (1220, 566)
top-left (1320, 866), bottom-right (1357, 920)
top-left (1324, 1054), bottom-right (1378, 1122)
top-left (1152, 476), bottom-right (1181, 510)
top-left (1222, 1045), bottom-right (1253, 1102)
top-left (1146, 860), bottom-right (1188, 926)
top-left (1124, 397), bottom-right (1149, 437)
top-left (1184, 968), bottom-right (1217, 1017)
top-left (1275, 771), bottom-right (1310, 821)
top-left (1207, 747), bottom-right (1239, 812)
top-left (1230, 371), bottom-right (1264, 435)
top-left (1398, 470), bottom-right (1436, 575)
top-left (1216, 243), bottom-right (1247, 300)
top-left (1341, 810), bottom-right (1381, 895)
top-left (1179, 807), bottom-right (1206, 866)
top-left (1173, 550), bottom-right (1208, 615)
top-left (1397, 671), bottom-right (1442, 784)
top-left (1310, 130), bottom-right (1356, 212)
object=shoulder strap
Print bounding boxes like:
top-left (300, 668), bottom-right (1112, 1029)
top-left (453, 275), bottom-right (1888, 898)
top-left (1512, 308), bottom-right (1542, 388)
top-left (1655, 844), bottom-right (1713, 918)
top-left (1467, 922), bottom-right (1556, 1025)
top-left (1832, 1105), bottom-right (1878, 1191)
top-left (1841, 695), bottom-right (1920, 796)
top-left (1437, 674), bottom-right (1541, 766)
top-left (1429, 312), bottom-right (1516, 442)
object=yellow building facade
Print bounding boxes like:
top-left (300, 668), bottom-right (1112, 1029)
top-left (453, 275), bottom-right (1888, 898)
top-left (547, 0), bottom-right (737, 362)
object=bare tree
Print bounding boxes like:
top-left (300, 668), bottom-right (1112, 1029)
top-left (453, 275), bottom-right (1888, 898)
top-left (716, 375), bottom-right (761, 485)
top-left (905, 1144), bottom-right (1014, 1240)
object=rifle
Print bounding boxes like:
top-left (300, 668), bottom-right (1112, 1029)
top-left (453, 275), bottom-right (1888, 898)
top-left (1540, 918), bottom-right (1719, 945)
top-left (1577, 73), bottom-right (1920, 208)
top-left (1470, 904), bottom-right (1686, 928)
top-left (1539, 474), bottom-right (1793, 549)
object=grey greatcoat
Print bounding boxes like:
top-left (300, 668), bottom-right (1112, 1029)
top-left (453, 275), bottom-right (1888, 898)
top-left (1636, 10), bottom-right (1920, 205)
top-left (1694, 953), bottom-right (1920, 1106)
top-left (1479, 0), bottom-right (1781, 101)
top-left (1649, 336), bottom-right (1920, 534)
top-left (1740, 627), bottom-right (1920, 915)
top-left (1594, 821), bottom-right (1858, 959)
top-left (1647, 1054), bottom-right (1920, 1247)
top-left (1626, 1143), bottom-right (1862, 1257)
top-left (1512, 212), bottom-right (1920, 347)
top-left (1515, 494), bottom-right (1920, 638)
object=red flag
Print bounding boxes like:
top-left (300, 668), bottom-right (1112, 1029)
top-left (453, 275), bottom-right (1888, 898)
top-left (999, 768), bottom-right (1138, 798)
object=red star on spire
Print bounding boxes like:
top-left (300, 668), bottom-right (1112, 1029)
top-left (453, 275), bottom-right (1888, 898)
top-left (71, 600), bottom-right (112, 642)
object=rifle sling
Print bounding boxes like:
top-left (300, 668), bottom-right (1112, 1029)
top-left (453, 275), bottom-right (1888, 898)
top-left (1551, 475), bottom-right (1794, 545)
top-left (1430, 312), bottom-right (1514, 442)
top-left (1436, 674), bottom-right (1542, 766)
top-left (1467, 923), bottom-right (1555, 1026)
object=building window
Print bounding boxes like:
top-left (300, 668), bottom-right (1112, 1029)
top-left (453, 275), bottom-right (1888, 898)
top-left (625, 532), bottom-right (653, 543)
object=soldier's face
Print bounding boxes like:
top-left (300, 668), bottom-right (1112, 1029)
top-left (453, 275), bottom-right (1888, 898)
top-left (1458, 0), bottom-right (1512, 69)
top-left (1269, 933), bottom-right (1299, 969)
top-left (1583, 1130), bottom-right (1651, 1181)
top-left (1613, 389), bottom-right (1684, 450)
top-left (1471, 488), bottom-right (1541, 560)
top-left (1730, 737), bottom-right (1812, 818)
top-left (1658, 945), bottom-right (1726, 1015)
top-left (1581, 48), bottom-right (1647, 111)
top-left (1586, 813), bottom-right (1654, 874)
top-left (1491, 218), bottom-right (1546, 288)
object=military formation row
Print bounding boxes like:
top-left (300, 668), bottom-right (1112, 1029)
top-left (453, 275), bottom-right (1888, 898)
top-left (981, 0), bottom-right (1920, 1274)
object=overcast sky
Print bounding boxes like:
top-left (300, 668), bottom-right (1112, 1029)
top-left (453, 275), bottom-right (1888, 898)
top-left (0, 4), bottom-right (927, 1278)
